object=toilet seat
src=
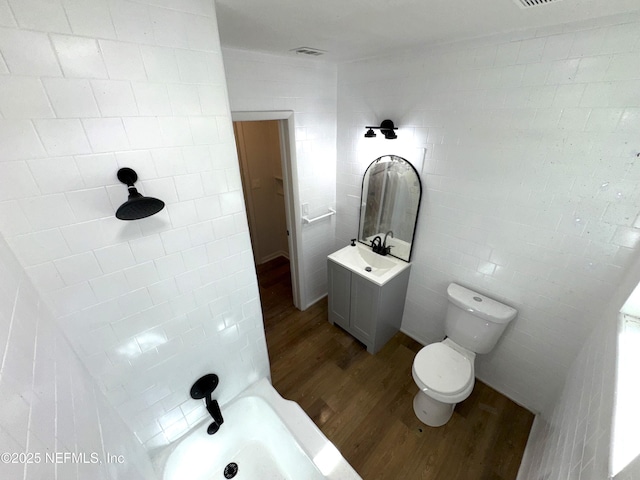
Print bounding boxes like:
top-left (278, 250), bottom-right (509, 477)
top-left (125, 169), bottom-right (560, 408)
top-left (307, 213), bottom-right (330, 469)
top-left (412, 342), bottom-right (474, 403)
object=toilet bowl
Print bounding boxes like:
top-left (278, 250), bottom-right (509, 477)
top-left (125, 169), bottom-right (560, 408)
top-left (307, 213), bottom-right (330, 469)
top-left (412, 339), bottom-right (475, 426)
top-left (411, 283), bottom-right (517, 427)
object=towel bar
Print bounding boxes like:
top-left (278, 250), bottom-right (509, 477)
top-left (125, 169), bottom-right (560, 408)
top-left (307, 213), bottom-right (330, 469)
top-left (302, 208), bottom-right (336, 224)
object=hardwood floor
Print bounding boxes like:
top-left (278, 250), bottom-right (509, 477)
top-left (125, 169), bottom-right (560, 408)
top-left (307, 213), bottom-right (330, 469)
top-left (257, 257), bottom-right (534, 480)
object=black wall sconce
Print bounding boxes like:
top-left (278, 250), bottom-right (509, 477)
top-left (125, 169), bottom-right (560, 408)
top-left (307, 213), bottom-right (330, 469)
top-left (115, 167), bottom-right (165, 220)
top-left (364, 119), bottom-right (398, 139)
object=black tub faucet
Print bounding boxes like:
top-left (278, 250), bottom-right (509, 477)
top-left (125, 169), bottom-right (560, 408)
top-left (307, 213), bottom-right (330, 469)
top-left (190, 374), bottom-right (224, 435)
top-left (205, 399), bottom-right (224, 435)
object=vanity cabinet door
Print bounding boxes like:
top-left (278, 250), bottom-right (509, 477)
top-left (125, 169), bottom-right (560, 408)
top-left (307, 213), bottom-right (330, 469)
top-left (328, 256), bottom-right (409, 354)
top-left (349, 274), bottom-right (378, 344)
top-left (328, 261), bottom-right (351, 330)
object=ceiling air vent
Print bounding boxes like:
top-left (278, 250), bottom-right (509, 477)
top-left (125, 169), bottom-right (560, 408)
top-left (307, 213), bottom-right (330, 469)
top-left (291, 47), bottom-right (325, 56)
top-left (513, 0), bottom-right (563, 8)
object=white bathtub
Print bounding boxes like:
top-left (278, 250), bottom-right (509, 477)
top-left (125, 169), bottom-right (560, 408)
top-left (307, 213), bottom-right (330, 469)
top-left (155, 378), bottom-right (361, 480)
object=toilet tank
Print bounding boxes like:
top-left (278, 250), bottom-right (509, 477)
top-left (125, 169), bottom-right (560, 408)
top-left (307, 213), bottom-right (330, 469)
top-left (444, 283), bottom-right (517, 354)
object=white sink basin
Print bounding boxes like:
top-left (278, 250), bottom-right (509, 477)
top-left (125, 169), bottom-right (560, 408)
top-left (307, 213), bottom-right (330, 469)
top-left (328, 243), bottom-right (411, 286)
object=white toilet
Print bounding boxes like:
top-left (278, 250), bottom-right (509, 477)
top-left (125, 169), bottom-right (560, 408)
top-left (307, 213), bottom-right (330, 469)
top-left (412, 283), bottom-right (517, 427)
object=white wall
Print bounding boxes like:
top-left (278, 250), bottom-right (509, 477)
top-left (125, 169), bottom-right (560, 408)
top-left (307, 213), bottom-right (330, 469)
top-left (516, 313), bottom-right (617, 479)
top-left (222, 48), bottom-right (338, 307)
top-left (517, 246), bottom-right (640, 479)
top-left (521, 312), bottom-right (640, 480)
top-left (0, 0), bottom-right (269, 451)
top-left (0, 234), bottom-right (155, 479)
top-left (336, 12), bottom-right (640, 412)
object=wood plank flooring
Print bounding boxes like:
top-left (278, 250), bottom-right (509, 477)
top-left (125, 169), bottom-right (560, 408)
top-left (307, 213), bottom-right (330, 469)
top-left (256, 257), bottom-right (534, 480)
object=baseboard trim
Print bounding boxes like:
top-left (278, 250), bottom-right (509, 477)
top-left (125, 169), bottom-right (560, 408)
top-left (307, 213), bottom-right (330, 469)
top-left (303, 293), bottom-right (327, 311)
top-left (258, 251), bottom-right (290, 264)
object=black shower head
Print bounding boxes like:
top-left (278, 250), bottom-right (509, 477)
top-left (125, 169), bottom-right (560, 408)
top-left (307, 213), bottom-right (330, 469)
top-left (115, 168), bottom-right (165, 221)
top-left (116, 191), bottom-right (165, 220)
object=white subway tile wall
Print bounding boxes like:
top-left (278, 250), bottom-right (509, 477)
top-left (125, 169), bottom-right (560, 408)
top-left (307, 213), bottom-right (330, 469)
top-left (336, 13), bottom-right (640, 412)
top-left (516, 315), bottom-right (616, 480)
top-left (0, 0), bottom-right (270, 453)
top-left (519, 246), bottom-right (640, 480)
top-left (0, 234), bottom-right (156, 479)
top-left (221, 48), bottom-right (338, 307)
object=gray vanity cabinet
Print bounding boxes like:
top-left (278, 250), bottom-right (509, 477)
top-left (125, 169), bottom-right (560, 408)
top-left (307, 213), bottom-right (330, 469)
top-left (327, 259), bottom-right (411, 354)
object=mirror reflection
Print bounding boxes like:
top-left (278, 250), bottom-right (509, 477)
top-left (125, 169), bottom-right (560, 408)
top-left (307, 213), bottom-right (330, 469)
top-left (358, 155), bottom-right (422, 262)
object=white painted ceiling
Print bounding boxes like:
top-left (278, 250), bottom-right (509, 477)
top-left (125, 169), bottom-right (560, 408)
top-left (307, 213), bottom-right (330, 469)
top-left (215, 0), bottom-right (640, 62)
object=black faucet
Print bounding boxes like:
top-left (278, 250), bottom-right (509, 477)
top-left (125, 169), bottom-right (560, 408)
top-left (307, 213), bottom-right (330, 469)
top-left (190, 374), bottom-right (224, 435)
top-left (205, 398), bottom-right (224, 435)
top-left (381, 231), bottom-right (394, 256)
top-left (370, 235), bottom-right (382, 254)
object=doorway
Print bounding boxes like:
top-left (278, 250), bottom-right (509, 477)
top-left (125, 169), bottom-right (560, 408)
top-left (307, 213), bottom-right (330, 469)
top-left (233, 120), bottom-right (289, 264)
top-left (231, 112), bottom-right (302, 310)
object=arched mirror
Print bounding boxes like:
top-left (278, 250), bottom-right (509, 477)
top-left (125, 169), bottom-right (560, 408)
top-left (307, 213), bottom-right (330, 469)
top-left (358, 155), bottom-right (422, 262)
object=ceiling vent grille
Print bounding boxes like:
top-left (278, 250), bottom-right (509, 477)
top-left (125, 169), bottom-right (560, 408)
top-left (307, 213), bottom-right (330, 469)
top-left (291, 47), bottom-right (325, 56)
top-left (513, 0), bottom-right (563, 8)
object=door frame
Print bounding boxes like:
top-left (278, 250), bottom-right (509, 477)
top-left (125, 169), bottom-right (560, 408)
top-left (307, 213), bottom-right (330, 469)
top-left (231, 111), bottom-right (303, 310)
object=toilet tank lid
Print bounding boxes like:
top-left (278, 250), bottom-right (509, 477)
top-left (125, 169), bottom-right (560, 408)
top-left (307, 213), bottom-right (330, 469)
top-left (447, 283), bottom-right (517, 324)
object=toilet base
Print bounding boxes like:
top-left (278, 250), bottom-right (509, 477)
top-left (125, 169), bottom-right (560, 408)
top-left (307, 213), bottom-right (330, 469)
top-left (413, 391), bottom-right (455, 427)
